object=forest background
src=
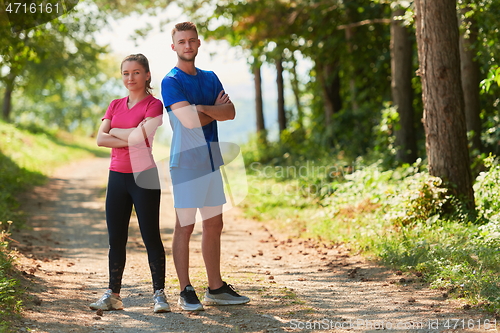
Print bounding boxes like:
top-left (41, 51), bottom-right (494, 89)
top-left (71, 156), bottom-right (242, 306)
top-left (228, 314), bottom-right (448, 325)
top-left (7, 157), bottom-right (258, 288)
top-left (1, 0), bottom-right (500, 331)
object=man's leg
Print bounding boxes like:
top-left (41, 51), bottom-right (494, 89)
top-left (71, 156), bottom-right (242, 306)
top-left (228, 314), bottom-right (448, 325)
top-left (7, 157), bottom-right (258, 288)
top-left (172, 208), bottom-right (196, 290)
top-left (200, 205), bottom-right (224, 290)
top-left (173, 208), bottom-right (206, 311)
top-left (200, 205), bottom-right (251, 305)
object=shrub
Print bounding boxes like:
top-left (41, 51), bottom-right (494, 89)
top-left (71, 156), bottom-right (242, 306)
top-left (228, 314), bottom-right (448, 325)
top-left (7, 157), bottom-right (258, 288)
top-left (0, 221), bottom-right (23, 331)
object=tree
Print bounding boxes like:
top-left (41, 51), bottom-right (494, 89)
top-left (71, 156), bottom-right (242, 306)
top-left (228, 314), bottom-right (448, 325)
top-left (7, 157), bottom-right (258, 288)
top-left (1, 13), bottom-right (107, 122)
top-left (0, 0), bottom-right (168, 125)
top-left (289, 52), bottom-right (304, 130)
top-left (459, 2), bottom-right (482, 153)
top-left (16, 54), bottom-right (121, 134)
top-left (315, 59), bottom-right (341, 128)
top-left (276, 54), bottom-right (287, 134)
top-left (1, 29), bottom-right (31, 121)
top-left (252, 58), bottom-right (266, 143)
top-left (185, 0), bottom-right (272, 141)
top-left (390, 6), bottom-right (417, 163)
top-left (171, 0), bottom-right (404, 156)
top-left (414, 0), bottom-right (474, 208)
top-left (191, 0), bottom-right (295, 139)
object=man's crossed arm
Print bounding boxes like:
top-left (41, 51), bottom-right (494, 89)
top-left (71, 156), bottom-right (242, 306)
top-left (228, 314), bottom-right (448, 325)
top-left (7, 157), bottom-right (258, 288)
top-left (170, 90), bottom-right (235, 129)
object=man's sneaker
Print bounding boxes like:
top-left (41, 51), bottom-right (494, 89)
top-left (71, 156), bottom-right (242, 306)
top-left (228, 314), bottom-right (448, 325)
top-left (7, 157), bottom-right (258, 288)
top-left (178, 285), bottom-right (204, 311)
top-left (89, 289), bottom-right (124, 310)
top-left (153, 289), bottom-right (171, 313)
top-left (203, 281), bottom-right (250, 305)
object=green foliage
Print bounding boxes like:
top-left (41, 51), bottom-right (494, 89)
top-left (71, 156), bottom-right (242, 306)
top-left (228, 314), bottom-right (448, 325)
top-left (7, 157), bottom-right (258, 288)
top-left (0, 126), bottom-right (46, 224)
top-left (0, 119), bottom-right (105, 224)
top-left (242, 149), bottom-right (500, 312)
top-left (1, 3), bottom-right (106, 115)
top-left (0, 222), bottom-right (23, 332)
top-left (178, 0), bottom-right (396, 156)
top-left (370, 104), bottom-right (399, 166)
top-left (385, 172), bottom-right (448, 226)
top-left (13, 53), bottom-right (122, 135)
top-left (0, 120), bottom-right (107, 331)
top-left (474, 155), bottom-right (500, 221)
top-left (474, 156), bottom-right (500, 250)
top-left (0, 0), bottom-right (167, 133)
top-left (171, 0), bottom-right (500, 162)
top-left (1, 9), bottom-right (123, 132)
top-left (378, 218), bottom-right (500, 311)
top-left (472, 0), bottom-right (500, 155)
top-left (480, 66), bottom-right (500, 93)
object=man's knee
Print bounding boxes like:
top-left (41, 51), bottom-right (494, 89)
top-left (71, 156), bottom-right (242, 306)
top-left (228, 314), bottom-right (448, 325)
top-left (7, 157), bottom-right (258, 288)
top-left (202, 216), bottom-right (223, 234)
top-left (175, 222), bottom-right (195, 235)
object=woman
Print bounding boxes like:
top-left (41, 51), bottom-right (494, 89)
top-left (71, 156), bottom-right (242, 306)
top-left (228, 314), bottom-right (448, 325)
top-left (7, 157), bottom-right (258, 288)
top-left (90, 54), bottom-right (169, 313)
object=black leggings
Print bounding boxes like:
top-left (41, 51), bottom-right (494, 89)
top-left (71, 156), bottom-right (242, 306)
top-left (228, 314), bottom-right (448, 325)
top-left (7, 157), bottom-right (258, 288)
top-left (105, 168), bottom-right (165, 293)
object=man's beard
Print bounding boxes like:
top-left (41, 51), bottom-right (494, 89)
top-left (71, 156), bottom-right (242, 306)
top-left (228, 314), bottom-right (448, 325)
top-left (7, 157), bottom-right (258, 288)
top-left (178, 52), bottom-right (197, 62)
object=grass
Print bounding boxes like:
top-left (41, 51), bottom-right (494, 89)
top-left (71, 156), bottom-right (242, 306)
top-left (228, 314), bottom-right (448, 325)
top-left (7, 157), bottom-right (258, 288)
top-left (0, 222), bottom-right (22, 333)
top-left (0, 121), bottom-right (107, 224)
top-left (0, 120), bottom-right (107, 332)
top-left (242, 152), bottom-right (500, 315)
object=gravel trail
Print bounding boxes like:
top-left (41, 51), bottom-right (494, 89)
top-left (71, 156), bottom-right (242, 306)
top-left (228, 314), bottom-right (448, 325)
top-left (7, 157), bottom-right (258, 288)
top-left (11, 157), bottom-right (496, 333)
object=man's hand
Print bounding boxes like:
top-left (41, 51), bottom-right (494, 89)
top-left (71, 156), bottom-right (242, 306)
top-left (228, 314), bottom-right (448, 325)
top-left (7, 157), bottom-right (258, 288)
top-left (215, 90), bottom-right (231, 105)
top-left (196, 90), bottom-right (235, 121)
top-left (171, 101), bottom-right (214, 129)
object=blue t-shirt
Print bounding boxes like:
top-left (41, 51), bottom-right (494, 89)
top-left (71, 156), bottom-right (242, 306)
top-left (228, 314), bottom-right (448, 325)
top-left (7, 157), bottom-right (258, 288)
top-left (161, 67), bottom-right (224, 170)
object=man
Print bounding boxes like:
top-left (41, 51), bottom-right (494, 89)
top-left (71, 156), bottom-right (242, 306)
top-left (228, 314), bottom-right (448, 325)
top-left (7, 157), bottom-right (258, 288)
top-left (161, 21), bottom-right (250, 311)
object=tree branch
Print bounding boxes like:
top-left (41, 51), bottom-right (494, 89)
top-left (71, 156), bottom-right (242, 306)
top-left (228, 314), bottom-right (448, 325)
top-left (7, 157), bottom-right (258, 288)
top-left (337, 18), bottom-right (392, 30)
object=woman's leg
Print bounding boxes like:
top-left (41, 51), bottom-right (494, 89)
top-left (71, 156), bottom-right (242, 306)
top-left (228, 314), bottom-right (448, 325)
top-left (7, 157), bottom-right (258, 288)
top-left (130, 168), bottom-right (165, 292)
top-left (105, 171), bottom-right (133, 294)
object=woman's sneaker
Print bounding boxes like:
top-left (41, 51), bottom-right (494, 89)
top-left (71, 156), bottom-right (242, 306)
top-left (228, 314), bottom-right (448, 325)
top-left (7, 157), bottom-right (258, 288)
top-left (89, 289), bottom-right (124, 310)
top-left (178, 285), bottom-right (204, 311)
top-left (153, 289), bottom-right (171, 313)
top-left (203, 282), bottom-right (250, 305)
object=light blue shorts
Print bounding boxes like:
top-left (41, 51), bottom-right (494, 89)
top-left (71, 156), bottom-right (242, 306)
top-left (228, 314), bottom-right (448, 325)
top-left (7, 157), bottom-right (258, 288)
top-left (170, 168), bottom-right (226, 208)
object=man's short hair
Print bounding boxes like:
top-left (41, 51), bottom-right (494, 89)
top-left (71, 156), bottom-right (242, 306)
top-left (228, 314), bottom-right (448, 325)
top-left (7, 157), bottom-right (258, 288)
top-left (172, 22), bottom-right (198, 41)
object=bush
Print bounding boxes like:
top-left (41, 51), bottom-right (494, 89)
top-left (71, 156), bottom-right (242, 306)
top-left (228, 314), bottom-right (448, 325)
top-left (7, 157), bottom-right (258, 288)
top-left (0, 222), bottom-right (23, 331)
top-left (242, 154), bottom-right (500, 313)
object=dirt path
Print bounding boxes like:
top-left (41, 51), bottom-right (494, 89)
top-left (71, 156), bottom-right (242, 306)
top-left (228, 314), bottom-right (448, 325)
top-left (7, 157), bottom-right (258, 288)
top-left (11, 157), bottom-right (498, 333)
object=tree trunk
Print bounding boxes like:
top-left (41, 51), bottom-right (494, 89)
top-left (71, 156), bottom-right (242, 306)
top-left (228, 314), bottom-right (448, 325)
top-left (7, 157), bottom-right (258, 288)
top-left (391, 8), bottom-right (417, 164)
top-left (317, 61), bottom-right (334, 127)
top-left (253, 61), bottom-right (266, 143)
top-left (290, 55), bottom-right (303, 129)
top-left (2, 72), bottom-right (16, 122)
top-left (459, 6), bottom-right (482, 153)
top-left (344, 26), bottom-right (359, 112)
top-left (276, 56), bottom-right (286, 134)
top-left (316, 59), bottom-right (341, 127)
top-left (415, 0), bottom-right (474, 209)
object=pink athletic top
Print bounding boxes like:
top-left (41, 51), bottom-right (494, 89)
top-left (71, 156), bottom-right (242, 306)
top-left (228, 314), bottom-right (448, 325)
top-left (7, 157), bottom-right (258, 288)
top-left (102, 94), bottom-right (163, 173)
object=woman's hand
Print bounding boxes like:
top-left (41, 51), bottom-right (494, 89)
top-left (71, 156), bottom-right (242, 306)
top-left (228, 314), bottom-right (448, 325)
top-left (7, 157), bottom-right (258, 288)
top-left (96, 119), bottom-right (129, 148)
